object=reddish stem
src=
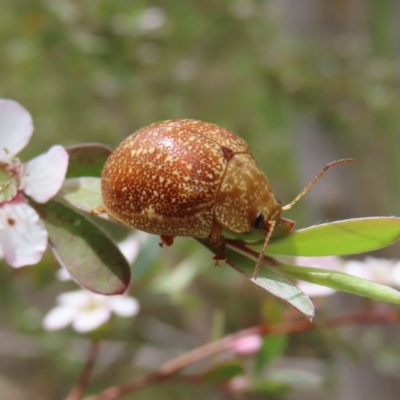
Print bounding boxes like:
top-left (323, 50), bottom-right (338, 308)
top-left (66, 340), bottom-right (100, 400)
top-left (82, 310), bottom-right (400, 400)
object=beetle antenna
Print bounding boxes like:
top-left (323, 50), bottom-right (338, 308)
top-left (253, 220), bottom-right (276, 280)
top-left (281, 158), bottom-right (354, 211)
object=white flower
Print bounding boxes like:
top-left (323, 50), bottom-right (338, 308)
top-left (294, 256), bottom-right (340, 298)
top-left (297, 280), bottom-right (337, 298)
top-left (343, 257), bottom-right (400, 288)
top-left (137, 7), bottom-right (166, 32)
top-left (115, 232), bottom-right (140, 264)
top-left (343, 259), bottom-right (375, 281)
top-left (0, 99), bottom-right (69, 267)
top-left (43, 290), bottom-right (140, 333)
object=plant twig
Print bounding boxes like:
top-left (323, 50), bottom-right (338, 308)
top-left (82, 310), bottom-right (400, 400)
top-left (66, 340), bottom-right (100, 400)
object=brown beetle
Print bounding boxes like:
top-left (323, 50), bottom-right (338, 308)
top-left (100, 119), bottom-right (352, 278)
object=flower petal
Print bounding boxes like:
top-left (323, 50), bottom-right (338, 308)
top-left (0, 99), bottom-right (33, 159)
top-left (73, 308), bottom-right (111, 333)
top-left (343, 260), bottom-right (374, 281)
top-left (43, 305), bottom-right (76, 331)
top-left (22, 145), bottom-right (69, 203)
top-left (297, 281), bottom-right (336, 298)
top-left (295, 256), bottom-right (342, 270)
top-left (108, 296), bottom-right (140, 317)
top-left (56, 266), bottom-right (72, 281)
top-left (233, 334), bottom-right (262, 356)
top-left (57, 290), bottom-right (93, 306)
top-left (0, 203), bottom-right (47, 267)
top-left (118, 233), bottom-right (140, 264)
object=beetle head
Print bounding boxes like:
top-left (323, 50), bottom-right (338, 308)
top-left (251, 193), bottom-right (282, 234)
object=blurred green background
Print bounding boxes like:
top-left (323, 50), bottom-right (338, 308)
top-left (1, 1), bottom-right (400, 399)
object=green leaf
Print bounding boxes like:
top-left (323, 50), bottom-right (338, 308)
top-left (260, 217), bottom-right (400, 256)
top-left (255, 335), bottom-right (288, 374)
top-left (267, 368), bottom-right (322, 388)
top-left (248, 379), bottom-right (290, 394)
top-left (150, 248), bottom-right (209, 294)
top-left (30, 200), bottom-right (131, 295)
top-left (59, 177), bottom-right (114, 221)
top-left (197, 240), bottom-right (314, 320)
top-left (130, 234), bottom-right (162, 279)
top-left (221, 218), bottom-right (295, 242)
top-left (66, 143), bottom-right (112, 178)
top-left (201, 359), bottom-right (244, 382)
top-left (249, 272), bottom-right (314, 321)
top-left (277, 264), bottom-right (400, 305)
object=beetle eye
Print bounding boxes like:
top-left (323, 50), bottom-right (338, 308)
top-left (254, 212), bottom-right (264, 229)
top-left (275, 195), bottom-right (281, 204)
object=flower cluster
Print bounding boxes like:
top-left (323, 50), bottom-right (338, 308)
top-left (0, 99), bottom-right (68, 267)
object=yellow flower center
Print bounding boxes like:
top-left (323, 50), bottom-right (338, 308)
top-left (0, 160), bottom-right (20, 203)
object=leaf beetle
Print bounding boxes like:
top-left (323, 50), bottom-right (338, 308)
top-left (100, 119), bottom-right (353, 278)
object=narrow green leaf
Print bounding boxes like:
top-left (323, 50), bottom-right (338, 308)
top-left (267, 368), bottom-right (322, 388)
top-left (277, 264), bottom-right (400, 305)
top-left (260, 217), bottom-right (400, 256)
top-left (249, 379), bottom-right (290, 394)
top-left (130, 234), bottom-right (162, 279)
top-left (31, 200), bottom-right (131, 295)
top-left (249, 272), bottom-right (314, 321)
top-left (66, 143), bottom-right (112, 178)
top-left (150, 248), bottom-right (209, 294)
top-left (197, 239), bottom-right (314, 320)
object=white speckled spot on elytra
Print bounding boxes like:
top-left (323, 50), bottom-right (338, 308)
top-left (146, 205), bottom-right (155, 215)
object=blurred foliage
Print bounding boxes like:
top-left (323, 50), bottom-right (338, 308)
top-left (1, 1), bottom-right (400, 399)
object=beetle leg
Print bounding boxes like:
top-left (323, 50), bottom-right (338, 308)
top-left (159, 235), bottom-right (175, 247)
top-left (91, 205), bottom-right (106, 215)
top-left (212, 240), bottom-right (226, 266)
top-left (253, 220), bottom-right (276, 280)
top-left (210, 222), bottom-right (226, 265)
